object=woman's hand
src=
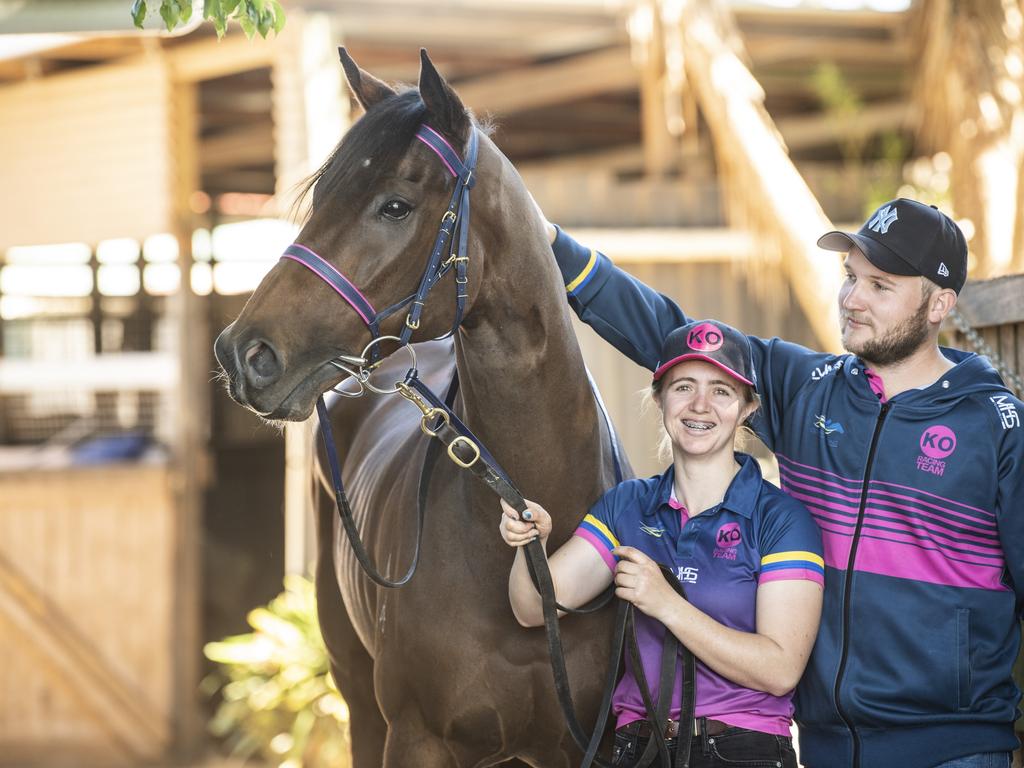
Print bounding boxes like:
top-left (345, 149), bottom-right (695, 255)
top-left (612, 546), bottom-right (680, 621)
top-left (499, 498), bottom-right (552, 547)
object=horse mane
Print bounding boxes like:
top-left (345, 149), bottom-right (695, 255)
top-left (291, 88), bottom-right (497, 225)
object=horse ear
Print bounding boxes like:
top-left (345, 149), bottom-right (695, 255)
top-left (338, 47), bottom-right (397, 112)
top-left (418, 48), bottom-right (470, 144)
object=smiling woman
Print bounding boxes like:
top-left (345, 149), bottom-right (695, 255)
top-left (500, 317), bottom-right (824, 768)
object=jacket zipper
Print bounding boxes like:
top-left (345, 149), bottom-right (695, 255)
top-left (833, 400), bottom-right (890, 768)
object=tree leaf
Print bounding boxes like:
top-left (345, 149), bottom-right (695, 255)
top-left (238, 9), bottom-right (256, 39)
top-left (159, 0), bottom-right (180, 31)
top-left (130, 0), bottom-right (147, 29)
top-left (205, 0), bottom-right (227, 38)
top-left (179, 0), bottom-right (192, 24)
top-left (257, 9), bottom-right (271, 38)
top-left (270, 0), bottom-right (285, 33)
top-left (222, 0), bottom-right (242, 14)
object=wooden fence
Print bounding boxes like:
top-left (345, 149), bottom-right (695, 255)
top-left (0, 463), bottom-right (179, 766)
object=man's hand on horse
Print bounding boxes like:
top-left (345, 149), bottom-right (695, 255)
top-left (526, 192), bottom-right (557, 245)
top-left (499, 499), bottom-right (552, 546)
top-left (612, 546), bottom-right (680, 621)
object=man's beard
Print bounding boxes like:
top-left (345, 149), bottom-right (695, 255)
top-left (841, 297), bottom-right (931, 367)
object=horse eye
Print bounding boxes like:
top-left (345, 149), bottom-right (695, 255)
top-left (379, 199), bottom-right (412, 220)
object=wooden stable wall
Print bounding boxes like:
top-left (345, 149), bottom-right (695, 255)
top-left (951, 274), bottom-right (1024, 397)
top-left (0, 55), bottom-right (173, 251)
top-left (0, 463), bottom-right (176, 766)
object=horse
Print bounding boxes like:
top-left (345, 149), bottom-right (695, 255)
top-left (214, 49), bottom-right (625, 767)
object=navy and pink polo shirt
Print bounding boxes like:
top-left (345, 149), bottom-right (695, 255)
top-left (574, 453), bottom-right (824, 736)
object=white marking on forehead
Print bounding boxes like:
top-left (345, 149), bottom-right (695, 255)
top-left (361, 157), bottom-right (372, 168)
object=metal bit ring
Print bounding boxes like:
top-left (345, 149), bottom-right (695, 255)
top-left (361, 336), bottom-right (417, 395)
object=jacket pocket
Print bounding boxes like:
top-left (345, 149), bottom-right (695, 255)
top-left (956, 607), bottom-right (971, 710)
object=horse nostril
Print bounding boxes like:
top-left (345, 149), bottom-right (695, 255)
top-left (244, 340), bottom-right (282, 385)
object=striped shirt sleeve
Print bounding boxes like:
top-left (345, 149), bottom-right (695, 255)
top-left (573, 493), bottom-right (621, 573)
top-left (758, 493), bottom-right (825, 587)
top-left (760, 550), bottom-right (825, 585)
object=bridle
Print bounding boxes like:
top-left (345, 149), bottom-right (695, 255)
top-left (280, 123), bottom-right (478, 395)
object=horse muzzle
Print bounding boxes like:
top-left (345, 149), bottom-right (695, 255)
top-left (214, 325), bottom-right (284, 412)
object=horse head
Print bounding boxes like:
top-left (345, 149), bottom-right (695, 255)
top-left (215, 50), bottom-right (484, 421)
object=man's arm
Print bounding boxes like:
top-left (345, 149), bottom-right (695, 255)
top-left (995, 405), bottom-right (1024, 615)
top-left (552, 226), bottom-right (691, 371)
top-left (549, 226), bottom-right (830, 451)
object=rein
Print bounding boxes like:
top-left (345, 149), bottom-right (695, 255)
top-left (288, 122), bottom-right (695, 766)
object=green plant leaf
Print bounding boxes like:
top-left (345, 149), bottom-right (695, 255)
top-left (238, 10), bottom-right (256, 38)
top-left (159, 0), bottom-right (180, 31)
top-left (203, 577), bottom-right (349, 767)
top-left (179, 0), bottom-right (192, 24)
top-left (131, 0), bottom-right (147, 28)
top-left (205, 0), bottom-right (227, 37)
top-left (257, 8), bottom-right (272, 38)
top-left (270, 0), bottom-right (286, 33)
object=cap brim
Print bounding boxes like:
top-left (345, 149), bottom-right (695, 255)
top-left (653, 353), bottom-right (755, 389)
top-left (817, 230), bottom-right (919, 277)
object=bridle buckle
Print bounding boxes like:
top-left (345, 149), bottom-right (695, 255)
top-left (447, 435), bottom-right (480, 468)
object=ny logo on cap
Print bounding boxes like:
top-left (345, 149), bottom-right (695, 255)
top-left (868, 205), bottom-right (899, 234)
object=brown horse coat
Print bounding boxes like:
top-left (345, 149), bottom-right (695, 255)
top-left (215, 50), bottom-right (626, 767)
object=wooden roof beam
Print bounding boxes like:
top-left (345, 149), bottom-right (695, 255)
top-left (564, 227), bottom-right (754, 263)
top-left (456, 47), bottom-right (636, 116)
top-left (200, 123), bottom-right (274, 171)
top-left (776, 100), bottom-right (917, 152)
top-left (165, 34), bottom-right (275, 83)
top-left (747, 36), bottom-right (912, 66)
top-left (733, 5), bottom-right (910, 30)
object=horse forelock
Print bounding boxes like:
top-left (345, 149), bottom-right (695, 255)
top-left (293, 89), bottom-right (426, 223)
top-left (293, 88), bottom-right (492, 227)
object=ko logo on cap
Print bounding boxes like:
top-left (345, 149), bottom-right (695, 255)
top-left (919, 425), bottom-right (957, 459)
top-left (687, 323), bottom-right (724, 352)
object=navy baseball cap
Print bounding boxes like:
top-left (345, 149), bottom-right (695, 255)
top-left (653, 319), bottom-right (757, 393)
top-left (818, 198), bottom-right (968, 293)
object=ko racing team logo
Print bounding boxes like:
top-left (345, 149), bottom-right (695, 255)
top-left (686, 323), bottom-right (724, 352)
top-left (917, 424), bottom-right (957, 476)
top-left (714, 522), bottom-right (741, 560)
top-left (920, 425), bottom-right (957, 458)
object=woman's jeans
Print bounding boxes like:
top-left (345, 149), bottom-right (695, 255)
top-left (612, 724), bottom-right (797, 768)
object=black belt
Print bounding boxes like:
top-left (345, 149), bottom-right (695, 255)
top-left (620, 717), bottom-right (732, 740)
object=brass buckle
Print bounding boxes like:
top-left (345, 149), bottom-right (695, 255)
top-left (405, 315), bottom-right (420, 330)
top-left (420, 408), bottom-right (450, 438)
top-left (441, 210), bottom-right (457, 224)
top-left (447, 435), bottom-right (480, 468)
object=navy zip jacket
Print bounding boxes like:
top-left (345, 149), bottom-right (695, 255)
top-left (553, 229), bottom-right (1024, 768)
